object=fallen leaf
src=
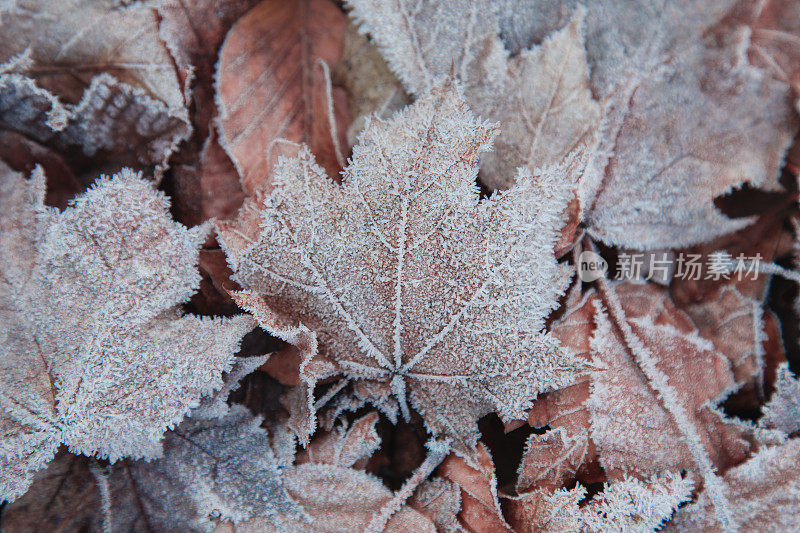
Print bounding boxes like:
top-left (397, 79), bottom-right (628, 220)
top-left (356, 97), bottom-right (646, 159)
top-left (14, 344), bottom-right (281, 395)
top-left (350, 0), bottom-right (799, 249)
top-left (408, 478), bottom-right (462, 533)
top-left (437, 443), bottom-right (512, 532)
top-left (158, 0), bottom-right (260, 133)
top-left (587, 284), bottom-right (745, 477)
top-left (217, 80), bottom-right (581, 455)
top-left (297, 412), bottom-right (381, 468)
top-left (215, 0), bottom-right (351, 194)
top-left (348, 1), bottom-right (601, 191)
top-left (0, 73), bottom-right (191, 174)
top-left (0, 0), bottom-right (183, 108)
top-left (0, 164), bottom-right (254, 502)
top-left (516, 427), bottom-right (588, 492)
top-left (506, 472), bottom-right (692, 533)
top-left (332, 20), bottom-right (410, 147)
top-left (218, 463), bottom-right (437, 533)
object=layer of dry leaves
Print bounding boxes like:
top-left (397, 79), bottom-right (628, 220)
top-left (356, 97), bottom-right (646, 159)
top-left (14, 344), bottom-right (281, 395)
top-left (2, 1), bottom-right (800, 532)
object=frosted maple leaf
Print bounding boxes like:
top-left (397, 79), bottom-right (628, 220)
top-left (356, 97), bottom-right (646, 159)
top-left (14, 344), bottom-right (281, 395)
top-left (348, 0), bottom-right (798, 250)
top-left (0, 163), bottom-right (254, 503)
top-left (218, 79), bottom-right (581, 456)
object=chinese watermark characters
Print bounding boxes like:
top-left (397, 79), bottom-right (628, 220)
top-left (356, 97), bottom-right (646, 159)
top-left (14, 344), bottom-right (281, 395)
top-left (578, 251), bottom-right (763, 283)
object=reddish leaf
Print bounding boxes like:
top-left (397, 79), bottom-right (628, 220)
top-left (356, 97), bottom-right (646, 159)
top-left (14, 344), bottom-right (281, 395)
top-left (215, 0), bottom-right (351, 195)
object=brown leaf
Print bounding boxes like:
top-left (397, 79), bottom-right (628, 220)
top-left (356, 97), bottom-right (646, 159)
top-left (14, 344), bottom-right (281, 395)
top-left (438, 443), bottom-right (512, 532)
top-left (733, 0), bottom-right (800, 88)
top-left (507, 473), bottom-right (692, 533)
top-left (438, 443), bottom-right (511, 533)
top-left (408, 478), bottom-right (462, 533)
top-left (158, 0), bottom-right (260, 134)
top-left (587, 284), bottom-right (745, 477)
top-left (516, 427), bottom-right (588, 493)
top-left (297, 412), bottom-right (381, 468)
top-left (0, 73), bottom-right (191, 174)
top-left (680, 285), bottom-right (767, 386)
top-left (215, 0), bottom-right (351, 195)
top-left (505, 487), bottom-right (582, 533)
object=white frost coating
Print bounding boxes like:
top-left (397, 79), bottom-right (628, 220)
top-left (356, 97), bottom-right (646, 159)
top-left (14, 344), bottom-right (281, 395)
top-left (668, 438), bottom-right (800, 532)
top-left (581, 472), bottom-right (694, 532)
top-left (348, 0), bottom-right (601, 191)
top-left (158, 405), bottom-right (303, 524)
top-left (218, 79), bottom-right (581, 456)
top-left (0, 164), bottom-right (255, 503)
top-left (350, 0), bottom-right (798, 249)
top-left (595, 278), bottom-right (734, 531)
top-left (759, 363), bottom-right (800, 436)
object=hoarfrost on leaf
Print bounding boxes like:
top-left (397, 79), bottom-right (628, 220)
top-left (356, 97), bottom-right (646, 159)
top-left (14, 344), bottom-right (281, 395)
top-left (347, 0), bottom-right (602, 191)
top-left (758, 362), bottom-right (800, 436)
top-left (218, 79), bottom-right (581, 456)
top-left (349, 0), bottom-right (799, 249)
top-left (667, 438), bottom-right (800, 532)
top-left (506, 472), bottom-right (692, 533)
top-left (0, 163), bottom-right (254, 503)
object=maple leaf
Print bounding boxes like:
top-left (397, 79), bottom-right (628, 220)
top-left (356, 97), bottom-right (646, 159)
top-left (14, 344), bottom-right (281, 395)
top-left (2, 359), bottom-right (289, 532)
top-left (0, 163), bottom-right (255, 503)
top-left (148, 404), bottom-right (303, 526)
top-left (347, 0), bottom-right (601, 191)
top-left (350, 0), bottom-right (799, 250)
top-left (666, 438), bottom-right (800, 532)
top-left (679, 285), bottom-right (767, 386)
top-left (506, 472), bottom-right (693, 533)
top-left (217, 79), bottom-right (581, 455)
